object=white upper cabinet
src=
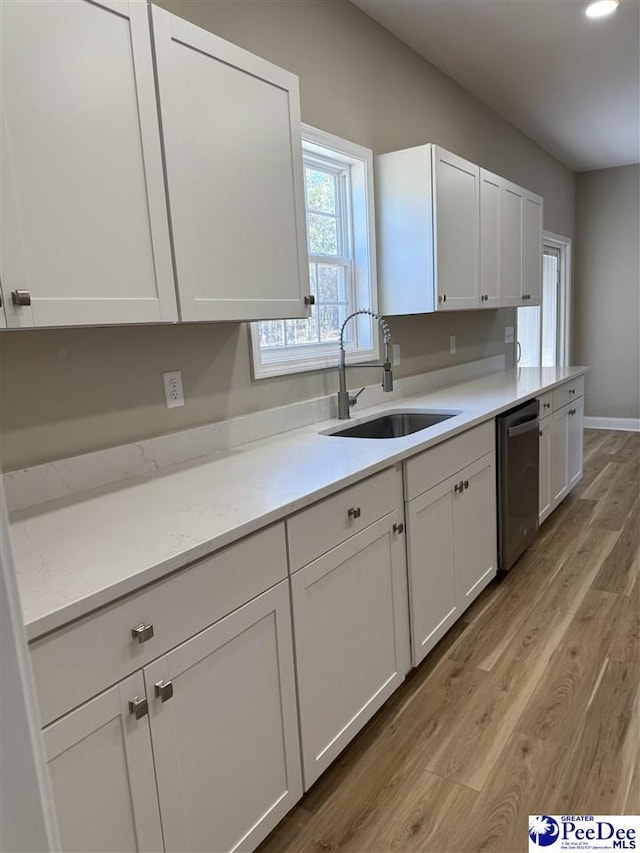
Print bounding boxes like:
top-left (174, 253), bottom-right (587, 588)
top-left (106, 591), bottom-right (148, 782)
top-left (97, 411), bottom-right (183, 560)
top-left (500, 180), bottom-right (525, 307)
top-left (501, 180), bottom-right (544, 307)
top-left (432, 148), bottom-right (480, 310)
top-left (376, 145), bottom-right (543, 315)
top-left (0, 0), bottom-right (177, 328)
top-left (151, 6), bottom-right (310, 322)
top-left (523, 190), bottom-right (543, 304)
top-left (376, 145), bottom-right (480, 314)
top-left (479, 169), bottom-right (502, 308)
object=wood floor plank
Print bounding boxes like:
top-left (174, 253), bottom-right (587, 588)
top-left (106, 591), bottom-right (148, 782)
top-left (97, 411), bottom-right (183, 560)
top-left (533, 526), bottom-right (617, 614)
top-left (590, 464), bottom-right (639, 530)
top-left (448, 733), bottom-right (569, 853)
top-left (608, 578), bottom-right (640, 664)
top-left (423, 607), bottom-right (573, 791)
top-left (531, 498), bottom-right (597, 563)
top-left (547, 659), bottom-right (640, 815)
top-left (449, 555), bottom-right (560, 671)
top-left (340, 766), bottom-right (477, 853)
top-left (581, 461), bottom-right (624, 502)
top-left (592, 500), bottom-right (640, 594)
top-left (515, 589), bottom-right (618, 749)
top-left (597, 431), bottom-right (633, 457)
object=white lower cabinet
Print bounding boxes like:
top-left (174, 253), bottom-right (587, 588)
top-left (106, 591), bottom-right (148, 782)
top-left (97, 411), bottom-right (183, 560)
top-left (404, 422), bottom-right (497, 667)
top-left (290, 507), bottom-right (410, 789)
top-left (41, 578), bottom-right (302, 853)
top-left (551, 405), bottom-right (570, 506)
top-left (43, 672), bottom-right (163, 853)
top-left (406, 451), bottom-right (497, 666)
top-left (144, 580), bottom-right (302, 853)
top-left (538, 415), bottom-right (553, 524)
top-left (540, 381), bottom-right (585, 523)
top-left (568, 396), bottom-right (585, 489)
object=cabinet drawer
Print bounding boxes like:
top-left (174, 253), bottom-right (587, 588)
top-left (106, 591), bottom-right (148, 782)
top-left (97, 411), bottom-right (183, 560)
top-left (404, 421), bottom-right (494, 501)
top-left (553, 376), bottom-right (584, 411)
top-left (287, 467), bottom-right (398, 572)
top-left (538, 391), bottom-right (553, 417)
top-left (30, 523), bottom-right (287, 726)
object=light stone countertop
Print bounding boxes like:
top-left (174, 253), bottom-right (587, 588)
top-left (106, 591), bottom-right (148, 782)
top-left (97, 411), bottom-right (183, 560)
top-left (10, 366), bottom-right (587, 640)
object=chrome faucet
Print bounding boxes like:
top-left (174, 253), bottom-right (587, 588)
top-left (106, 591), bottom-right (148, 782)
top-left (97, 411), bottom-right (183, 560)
top-left (337, 310), bottom-right (394, 419)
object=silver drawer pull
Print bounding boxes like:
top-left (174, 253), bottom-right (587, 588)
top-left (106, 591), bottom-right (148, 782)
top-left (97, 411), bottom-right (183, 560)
top-left (11, 289), bottom-right (31, 306)
top-left (454, 481), bottom-right (464, 493)
top-left (392, 522), bottom-right (404, 534)
top-left (463, 480), bottom-right (469, 490)
top-left (129, 696), bottom-right (148, 720)
top-left (569, 388), bottom-right (575, 394)
top-left (155, 680), bottom-right (174, 703)
top-left (543, 402), bottom-right (551, 410)
top-left (131, 623), bottom-right (154, 644)
top-left (347, 507), bottom-right (361, 519)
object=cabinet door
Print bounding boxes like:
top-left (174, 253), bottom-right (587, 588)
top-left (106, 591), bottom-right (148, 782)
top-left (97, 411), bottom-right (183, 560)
top-left (144, 581), bottom-right (302, 853)
top-left (501, 181), bottom-right (524, 306)
top-left (551, 406), bottom-right (570, 506)
top-left (539, 417), bottom-right (553, 524)
top-left (291, 513), bottom-right (410, 788)
top-left (0, 0), bottom-right (177, 328)
top-left (523, 192), bottom-right (543, 304)
top-left (406, 477), bottom-right (457, 667)
top-left (453, 453), bottom-right (497, 612)
top-left (479, 169), bottom-right (501, 308)
top-left (432, 147), bottom-right (480, 310)
top-left (43, 673), bottom-right (163, 853)
top-left (151, 7), bottom-right (310, 322)
top-left (568, 396), bottom-right (584, 490)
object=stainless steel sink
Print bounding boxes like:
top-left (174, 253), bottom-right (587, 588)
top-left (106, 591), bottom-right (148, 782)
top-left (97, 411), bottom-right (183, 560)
top-left (322, 409), bottom-right (461, 439)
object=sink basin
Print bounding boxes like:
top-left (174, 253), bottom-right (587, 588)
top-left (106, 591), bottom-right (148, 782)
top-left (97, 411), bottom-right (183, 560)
top-left (323, 409), bottom-right (461, 439)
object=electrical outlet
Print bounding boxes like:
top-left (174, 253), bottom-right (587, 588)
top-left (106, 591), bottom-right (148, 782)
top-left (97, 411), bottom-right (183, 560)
top-left (392, 343), bottom-right (401, 366)
top-left (163, 370), bottom-right (184, 409)
top-left (449, 335), bottom-right (456, 354)
top-left (504, 326), bottom-right (515, 344)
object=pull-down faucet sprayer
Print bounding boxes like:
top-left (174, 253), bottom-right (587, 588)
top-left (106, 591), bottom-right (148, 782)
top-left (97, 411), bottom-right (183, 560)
top-left (337, 310), bottom-right (394, 420)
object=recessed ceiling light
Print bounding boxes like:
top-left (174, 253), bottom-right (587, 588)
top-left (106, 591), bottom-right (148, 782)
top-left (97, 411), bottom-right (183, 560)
top-left (585, 0), bottom-right (620, 18)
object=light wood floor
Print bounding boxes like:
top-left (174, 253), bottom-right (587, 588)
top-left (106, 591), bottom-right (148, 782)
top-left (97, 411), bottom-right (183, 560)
top-left (259, 429), bottom-right (640, 853)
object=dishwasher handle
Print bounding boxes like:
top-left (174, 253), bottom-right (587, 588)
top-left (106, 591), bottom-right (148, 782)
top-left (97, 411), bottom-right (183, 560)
top-left (507, 416), bottom-right (539, 438)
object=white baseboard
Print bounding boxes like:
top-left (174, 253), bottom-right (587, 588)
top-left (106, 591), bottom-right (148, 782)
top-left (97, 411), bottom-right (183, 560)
top-left (583, 416), bottom-right (640, 432)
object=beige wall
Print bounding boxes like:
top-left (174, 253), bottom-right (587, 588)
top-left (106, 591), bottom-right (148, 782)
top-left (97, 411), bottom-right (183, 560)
top-left (574, 164), bottom-right (640, 420)
top-left (0, 0), bottom-right (575, 471)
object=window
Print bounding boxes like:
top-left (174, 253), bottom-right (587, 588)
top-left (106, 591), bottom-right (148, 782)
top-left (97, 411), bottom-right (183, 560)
top-left (250, 126), bottom-right (378, 378)
top-left (517, 232), bottom-right (572, 368)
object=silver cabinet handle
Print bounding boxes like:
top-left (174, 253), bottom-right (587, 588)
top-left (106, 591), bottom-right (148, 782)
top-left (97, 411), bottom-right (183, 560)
top-left (129, 696), bottom-right (149, 720)
top-left (463, 480), bottom-right (469, 490)
top-left (347, 507), bottom-right (361, 519)
top-left (454, 481), bottom-right (463, 493)
top-left (132, 623), bottom-right (154, 644)
top-left (304, 295), bottom-right (315, 306)
top-left (392, 522), bottom-right (404, 534)
top-left (155, 680), bottom-right (174, 703)
top-left (569, 388), bottom-right (575, 395)
top-left (543, 402), bottom-right (551, 410)
top-left (11, 289), bottom-right (31, 306)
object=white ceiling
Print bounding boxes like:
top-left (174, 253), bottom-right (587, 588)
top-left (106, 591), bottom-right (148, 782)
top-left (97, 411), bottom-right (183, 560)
top-left (351, 0), bottom-right (640, 172)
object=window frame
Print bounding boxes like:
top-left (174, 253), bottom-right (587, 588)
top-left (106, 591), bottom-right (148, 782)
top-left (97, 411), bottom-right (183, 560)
top-left (250, 125), bottom-right (379, 379)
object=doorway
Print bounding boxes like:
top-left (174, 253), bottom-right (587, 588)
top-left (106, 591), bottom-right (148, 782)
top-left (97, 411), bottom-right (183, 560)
top-left (517, 232), bottom-right (572, 367)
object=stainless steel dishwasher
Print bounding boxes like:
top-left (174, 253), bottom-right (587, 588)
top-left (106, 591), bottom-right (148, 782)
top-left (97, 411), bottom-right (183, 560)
top-left (496, 398), bottom-right (540, 571)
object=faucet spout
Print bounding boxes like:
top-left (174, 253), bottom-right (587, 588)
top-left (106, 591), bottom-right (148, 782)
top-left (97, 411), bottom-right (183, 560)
top-left (336, 310), bottom-right (394, 420)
